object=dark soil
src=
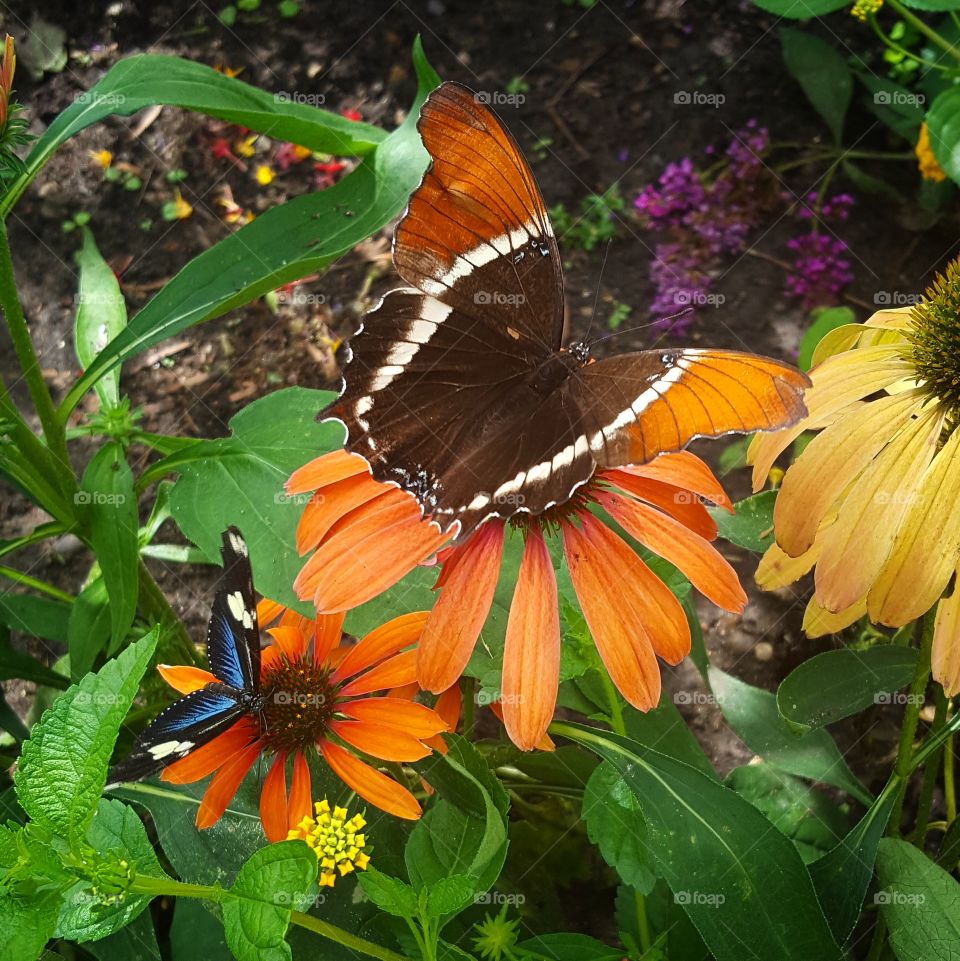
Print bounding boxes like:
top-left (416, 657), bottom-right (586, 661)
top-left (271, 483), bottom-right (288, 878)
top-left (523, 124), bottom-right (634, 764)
top-left (1, 0), bottom-right (955, 941)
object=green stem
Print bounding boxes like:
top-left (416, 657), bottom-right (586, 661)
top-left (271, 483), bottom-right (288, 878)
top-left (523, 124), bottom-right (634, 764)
top-left (136, 559), bottom-right (202, 667)
top-left (598, 666), bottom-right (626, 736)
top-left (635, 889), bottom-right (652, 954)
top-left (0, 219), bottom-right (70, 475)
top-left (0, 522), bottom-right (65, 560)
top-left (911, 685), bottom-right (948, 846)
top-left (886, 0), bottom-right (960, 61)
top-left (868, 14), bottom-right (959, 73)
top-left (888, 612), bottom-right (935, 837)
top-left (129, 874), bottom-right (407, 961)
top-left (946, 701), bottom-right (957, 823)
top-left (0, 565), bottom-right (74, 603)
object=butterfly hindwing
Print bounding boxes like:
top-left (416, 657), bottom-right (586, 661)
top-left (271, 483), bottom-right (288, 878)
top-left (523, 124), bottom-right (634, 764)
top-left (106, 687), bottom-right (245, 786)
top-left (206, 527), bottom-right (260, 691)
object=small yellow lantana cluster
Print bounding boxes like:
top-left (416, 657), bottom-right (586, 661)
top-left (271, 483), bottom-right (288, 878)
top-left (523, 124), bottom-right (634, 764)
top-left (916, 122), bottom-right (947, 183)
top-left (288, 799), bottom-right (370, 887)
top-left (850, 0), bottom-right (882, 20)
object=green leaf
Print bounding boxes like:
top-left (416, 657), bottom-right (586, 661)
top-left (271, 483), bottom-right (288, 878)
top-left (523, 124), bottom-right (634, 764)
top-left (68, 577), bottom-right (112, 681)
top-left (799, 307), bottom-right (856, 371)
top-left (56, 798), bottom-right (167, 942)
top-left (79, 443), bottom-right (139, 649)
top-left (926, 86), bottom-right (960, 184)
top-left (222, 841), bottom-right (318, 961)
top-left (558, 722), bottom-right (843, 961)
top-left (898, 0), bottom-right (960, 8)
top-left (85, 909), bottom-right (161, 961)
top-left (780, 28), bottom-right (852, 144)
top-left (516, 933), bottom-right (624, 960)
top-left (163, 387), bottom-right (341, 609)
top-left (725, 763), bottom-right (847, 863)
top-left (776, 646), bottom-right (919, 733)
top-left (409, 736), bottom-right (508, 895)
top-left (809, 787), bottom-right (897, 942)
top-left (582, 761), bottom-right (658, 893)
top-left (170, 901), bottom-right (233, 961)
top-left (938, 815), bottom-right (960, 870)
top-left (751, 0), bottom-right (848, 13)
top-left (623, 695), bottom-right (715, 778)
top-left (424, 875), bottom-right (476, 918)
top-left (59, 40), bottom-right (440, 414)
top-left (708, 667), bottom-right (872, 805)
top-left (859, 74), bottom-right (924, 141)
top-left (3, 55), bottom-right (387, 216)
top-left (709, 491), bottom-right (776, 552)
top-left (876, 837), bottom-right (960, 960)
top-left (15, 630), bottom-right (158, 844)
top-left (357, 868), bottom-right (419, 918)
top-left (0, 592), bottom-right (71, 642)
top-left (74, 228), bottom-right (127, 409)
top-left (0, 888), bottom-right (62, 961)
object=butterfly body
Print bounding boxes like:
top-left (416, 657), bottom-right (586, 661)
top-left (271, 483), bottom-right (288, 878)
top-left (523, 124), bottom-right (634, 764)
top-left (323, 82), bottom-right (811, 540)
top-left (107, 527), bottom-right (263, 787)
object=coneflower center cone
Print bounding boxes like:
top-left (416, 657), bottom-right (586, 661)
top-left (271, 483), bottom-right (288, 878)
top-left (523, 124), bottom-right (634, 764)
top-left (908, 260), bottom-right (960, 422)
top-left (259, 656), bottom-right (338, 754)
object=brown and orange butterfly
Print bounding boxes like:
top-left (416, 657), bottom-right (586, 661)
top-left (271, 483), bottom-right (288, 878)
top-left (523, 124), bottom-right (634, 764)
top-left (323, 81), bottom-right (809, 538)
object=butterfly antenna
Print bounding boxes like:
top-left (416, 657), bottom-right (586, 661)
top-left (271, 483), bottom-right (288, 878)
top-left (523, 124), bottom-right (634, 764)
top-left (582, 239), bottom-right (614, 346)
top-left (587, 307), bottom-right (693, 351)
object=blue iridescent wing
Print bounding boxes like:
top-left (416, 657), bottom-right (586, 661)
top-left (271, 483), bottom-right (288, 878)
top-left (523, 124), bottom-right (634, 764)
top-left (206, 527), bottom-right (261, 693)
top-left (106, 687), bottom-right (246, 786)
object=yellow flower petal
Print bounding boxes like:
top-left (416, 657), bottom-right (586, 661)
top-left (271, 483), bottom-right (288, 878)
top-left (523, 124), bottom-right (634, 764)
top-left (756, 528), bottom-right (825, 590)
top-left (803, 595), bottom-right (867, 638)
top-left (933, 570), bottom-right (960, 696)
top-left (869, 427), bottom-right (960, 625)
top-left (774, 389), bottom-right (924, 556)
top-left (748, 344), bottom-right (913, 492)
top-left (865, 307), bottom-right (915, 330)
top-left (815, 406), bottom-right (943, 612)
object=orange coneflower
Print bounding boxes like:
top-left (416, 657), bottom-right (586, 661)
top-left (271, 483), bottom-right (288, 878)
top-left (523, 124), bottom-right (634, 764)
top-left (156, 600), bottom-right (448, 840)
top-left (749, 259), bottom-right (960, 694)
top-left (289, 449), bottom-right (745, 750)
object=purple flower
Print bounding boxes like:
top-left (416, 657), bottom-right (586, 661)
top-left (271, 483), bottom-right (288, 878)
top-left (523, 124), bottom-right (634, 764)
top-left (783, 233), bottom-right (853, 309)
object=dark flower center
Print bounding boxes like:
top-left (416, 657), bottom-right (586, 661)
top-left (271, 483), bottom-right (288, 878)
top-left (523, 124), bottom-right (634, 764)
top-left (258, 655), bottom-right (339, 754)
top-left (509, 484), bottom-right (595, 535)
top-left (908, 256), bottom-right (960, 427)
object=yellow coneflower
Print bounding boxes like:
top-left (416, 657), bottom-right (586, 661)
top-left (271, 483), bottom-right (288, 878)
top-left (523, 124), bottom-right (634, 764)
top-left (749, 259), bottom-right (960, 694)
top-left (915, 122), bottom-right (947, 183)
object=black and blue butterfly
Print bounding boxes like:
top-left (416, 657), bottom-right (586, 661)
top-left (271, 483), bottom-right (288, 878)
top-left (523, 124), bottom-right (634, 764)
top-left (107, 527), bottom-right (265, 786)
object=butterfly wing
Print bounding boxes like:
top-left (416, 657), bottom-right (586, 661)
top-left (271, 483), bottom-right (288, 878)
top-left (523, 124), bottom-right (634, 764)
top-left (323, 83), bottom-right (566, 515)
top-left (106, 687), bottom-right (246, 786)
top-left (206, 527), bottom-right (260, 692)
top-left (565, 348), bottom-right (811, 468)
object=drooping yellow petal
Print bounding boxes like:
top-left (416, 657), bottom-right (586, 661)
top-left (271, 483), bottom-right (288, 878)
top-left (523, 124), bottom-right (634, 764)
top-left (932, 570), bottom-right (960, 697)
top-left (815, 407), bottom-right (942, 613)
top-left (748, 345), bottom-right (912, 491)
top-left (755, 519), bottom-right (829, 590)
top-left (864, 307), bottom-right (915, 330)
top-left (803, 595), bottom-right (867, 638)
top-left (869, 428), bottom-right (960, 626)
top-left (775, 390), bottom-right (924, 556)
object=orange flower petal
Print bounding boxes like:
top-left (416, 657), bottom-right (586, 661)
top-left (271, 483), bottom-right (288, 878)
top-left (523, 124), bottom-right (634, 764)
top-left (489, 698), bottom-right (554, 751)
top-left (267, 626), bottom-right (307, 662)
top-left (195, 740), bottom-right (261, 830)
top-left (288, 750), bottom-right (312, 832)
top-left (597, 491), bottom-right (746, 613)
top-left (314, 611), bottom-right (345, 665)
top-left (425, 685), bottom-right (461, 753)
top-left (933, 571), bottom-right (960, 697)
top-left (295, 489), bottom-right (451, 612)
top-left (501, 528), bottom-right (560, 752)
top-left (161, 716), bottom-right (260, 784)
top-left (286, 450), bottom-right (369, 495)
top-left (329, 720), bottom-right (431, 762)
top-left (603, 470), bottom-right (717, 540)
top-left (334, 612), bottom-right (429, 680)
top-left (260, 644), bottom-right (285, 675)
top-left (418, 521), bottom-right (504, 693)
top-left (618, 451), bottom-right (732, 512)
top-left (280, 607), bottom-right (314, 640)
top-left (320, 740), bottom-right (421, 820)
top-left (339, 697), bottom-right (448, 738)
top-left (563, 513), bottom-right (662, 710)
top-left (157, 664), bottom-right (217, 695)
top-left (296, 473), bottom-right (385, 555)
top-left (260, 753), bottom-right (289, 843)
top-left (339, 648), bottom-right (419, 697)
top-left (256, 598), bottom-right (285, 629)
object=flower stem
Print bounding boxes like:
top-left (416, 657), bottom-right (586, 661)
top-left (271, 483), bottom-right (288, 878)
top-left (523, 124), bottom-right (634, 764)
top-left (885, 0), bottom-right (960, 62)
top-left (888, 612), bottom-right (935, 837)
top-left (0, 218), bottom-right (70, 476)
top-left (129, 874), bottom-right (409, 961)
top-left (911, 684), bottom-right (948, 846)
top-left (868, 14), bottom-right (960, 73)
top-left (946, 700), bottom-right (957, 823)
